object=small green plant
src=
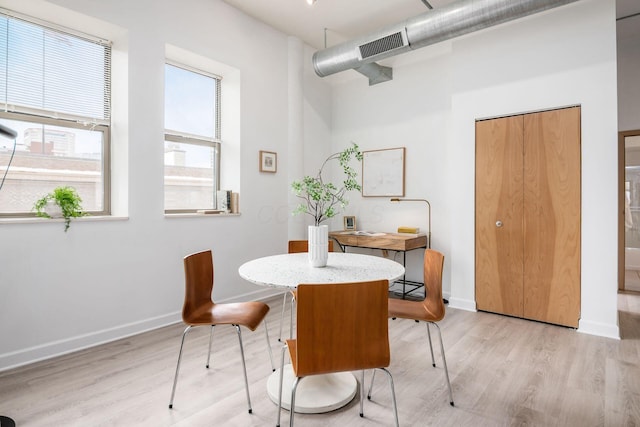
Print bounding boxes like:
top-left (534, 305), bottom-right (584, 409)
top-left (34, 186), bottom-right (88, 232)
top-left (292, 143), bottom-right (363, 226)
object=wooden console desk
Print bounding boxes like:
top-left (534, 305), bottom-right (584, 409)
top-left (329, 231), bottom-right (427, 251)
top-left (329, 231), bottom-right (428, 298)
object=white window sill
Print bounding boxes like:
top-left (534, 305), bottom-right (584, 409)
top-left (0, 216), bottom-right (129, 225)
top-left (0, 213), bottom-right (241, 225)
top-left (164, 212), bottom-right (241, 218)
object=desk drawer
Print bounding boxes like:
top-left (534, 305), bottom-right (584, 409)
top-left (335, 235), bottom-right (359, 246)
top-left (356, 236), bottom-right (406, 251)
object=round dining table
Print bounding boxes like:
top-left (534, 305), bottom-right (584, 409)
top-left (238, 252), bottom-right (405, 414)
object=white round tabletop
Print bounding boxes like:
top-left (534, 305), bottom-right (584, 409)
top-left (238, 252), bottom-right (405, 289)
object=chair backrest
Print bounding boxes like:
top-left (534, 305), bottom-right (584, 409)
top-left (288, 240), bottom-right (334, 253)
top-left (422, 249), bottom-right (445, 322)
top-left (293, 280), bottom-right (390, 376)
top-left (182, 250), bottom-right (214, 320)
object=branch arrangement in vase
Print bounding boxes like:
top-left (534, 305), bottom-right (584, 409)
top-left (292, 143), bottom-right (362, 226)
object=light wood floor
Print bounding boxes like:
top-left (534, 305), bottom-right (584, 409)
top-left (1, 292), bottom-right (639, 426)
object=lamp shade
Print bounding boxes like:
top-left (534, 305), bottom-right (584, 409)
top-left (0, 124), bottom-right (17, 139)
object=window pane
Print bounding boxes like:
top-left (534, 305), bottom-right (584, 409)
top-left (165, 64), bottom-right (215, 137)
top-left (0, 118), bottom-right (105, 214)
top-left (164, 140), bottom-right (216, 210)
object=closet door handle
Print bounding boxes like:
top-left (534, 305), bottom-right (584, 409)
top-left (496, 220), bottom-right (503, 228)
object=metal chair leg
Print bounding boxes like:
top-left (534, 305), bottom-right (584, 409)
top-left (431, 322), bottom-right (454, 406)
top-left (206, 325), bottom-right (215, 368)
top-left (276, 344), bottom-right (287, 427)
top-left (379, 368), bottom-right (400, 427)
top-left (289, 294), bottom-right (295, 340)
top-left (235, 325), bottom-right (253, 413)
top-left (289, 377), bottom-right (302, 427)
top-left (365, 368), bottom-right (399, 426)
top-left (263, 318), bottom-right (275, 371)
top-left (279, 292), bottom-right (296, 342)
top-left (278, 293), bottom-right (288, 342)
top-left (367, 369), bottom-right (376, 400)
top-left (359, 370), bottom-right (365, 417)
top-left (426, 323), bottom-right (436, 367)
top-left (168, 325), bottom-right (193, 409)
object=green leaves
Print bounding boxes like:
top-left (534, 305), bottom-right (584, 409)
top-left (291, 142), bottom-right (362, 226)
top-left (33, 186), bottom-right (88, 232)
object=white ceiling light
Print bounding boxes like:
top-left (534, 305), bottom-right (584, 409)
top-left (306, 0), bottom-right (316, 5)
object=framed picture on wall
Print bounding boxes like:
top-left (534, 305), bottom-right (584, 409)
top-left (343, 215), bottom-right (357, 231)
top-left (259, 150), bottom-right (277, 173)
top-left (361, 147), bottom-right (405, 197)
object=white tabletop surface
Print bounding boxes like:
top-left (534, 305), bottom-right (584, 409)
top-left (238, 252), bottom-right (405, 289)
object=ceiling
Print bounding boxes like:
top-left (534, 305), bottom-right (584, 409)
top-left (222, 0), bottom-right (640, 51)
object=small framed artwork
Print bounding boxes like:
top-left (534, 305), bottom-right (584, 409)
top-left (343, 215), bottom-right (356, 231)
top-left (259, 150), bottom-right (277, 173)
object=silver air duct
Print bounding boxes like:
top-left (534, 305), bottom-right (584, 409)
top-left (313, 0), bottom-right (580, 83)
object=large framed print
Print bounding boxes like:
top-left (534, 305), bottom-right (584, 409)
top-left (361, 147), bottom-right (405, 197)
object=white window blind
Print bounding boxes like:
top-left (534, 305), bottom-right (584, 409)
top-left (0, 11), bottom-right (111, 124)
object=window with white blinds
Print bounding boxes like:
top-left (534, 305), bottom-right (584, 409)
top-left (0, 10), bottom-right (111, 217)
top-left (0, 11), bottom-right (111, 123)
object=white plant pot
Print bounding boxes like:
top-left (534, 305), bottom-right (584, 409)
top-left (45, 200), bottom-right (63, 218)
top-left (308, 225), bottom-right (329, 268)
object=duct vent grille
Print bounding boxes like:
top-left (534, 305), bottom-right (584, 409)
top-left (358, 31), bottom-right (406, 59)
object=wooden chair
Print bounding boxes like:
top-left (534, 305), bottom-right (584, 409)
top-left (168, 250), bottom-right (274, 413)
top-left (278, 240), bottom-right (335, 341)
top-left (369, 249), bottom-right (454, 406)
top-left (276, 280), bottom-right (399, 427)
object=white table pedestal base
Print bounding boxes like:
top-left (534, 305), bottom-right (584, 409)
top-left (266, 364), bottom-right (357, 414)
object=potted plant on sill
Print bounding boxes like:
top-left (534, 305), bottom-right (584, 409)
top-left (292, 142), bottom-right (362, 267)
top-left (33, 186), bottom-right (88, 232)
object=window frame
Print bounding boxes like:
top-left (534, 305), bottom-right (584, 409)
top-left (0, 9), bottom-right (112, 218)
top-left (163, 61), bottom-right (222, 214)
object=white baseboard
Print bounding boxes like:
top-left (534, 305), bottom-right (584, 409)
top-left (448, 296), bottom-right (477, 312)
top-left (0, 288), bottom-right (285, 372)
top-left (0, 311), bottom-right (181, 372)
top-left (578, 319), bottom-right (620, 339)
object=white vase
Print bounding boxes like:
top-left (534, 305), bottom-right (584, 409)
top-left (308, 224), bottom-right (329, 268)
top-left (44, 200), bottom-right (63, 218)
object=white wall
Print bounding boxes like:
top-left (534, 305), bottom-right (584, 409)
top-left (331, 0), bottom-right (619, 337)
top-left (0, 0), bottom-right (332, 370)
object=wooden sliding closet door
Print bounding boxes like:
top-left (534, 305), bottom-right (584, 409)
top-left (475, 115), bottom-right (524, 317)
top-left (523, 107), bottom-right (581, 327)
top-left (475, 106), bottom-right (581, 328)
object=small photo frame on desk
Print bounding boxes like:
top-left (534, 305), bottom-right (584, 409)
top-left (343, 215), bottom-right (356, 231)
top-left (259, 150), bottom-right (277, 173)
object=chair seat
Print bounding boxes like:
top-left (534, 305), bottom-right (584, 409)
top-left (184, 301), bottom-right (270, 330)
top-left (389, 297), bottom-right (444, 323)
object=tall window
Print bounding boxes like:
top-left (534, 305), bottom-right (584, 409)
top-left (164, 62), bottom-right (221, 213)
top-left (0, 10), bottom-right (111, 216)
